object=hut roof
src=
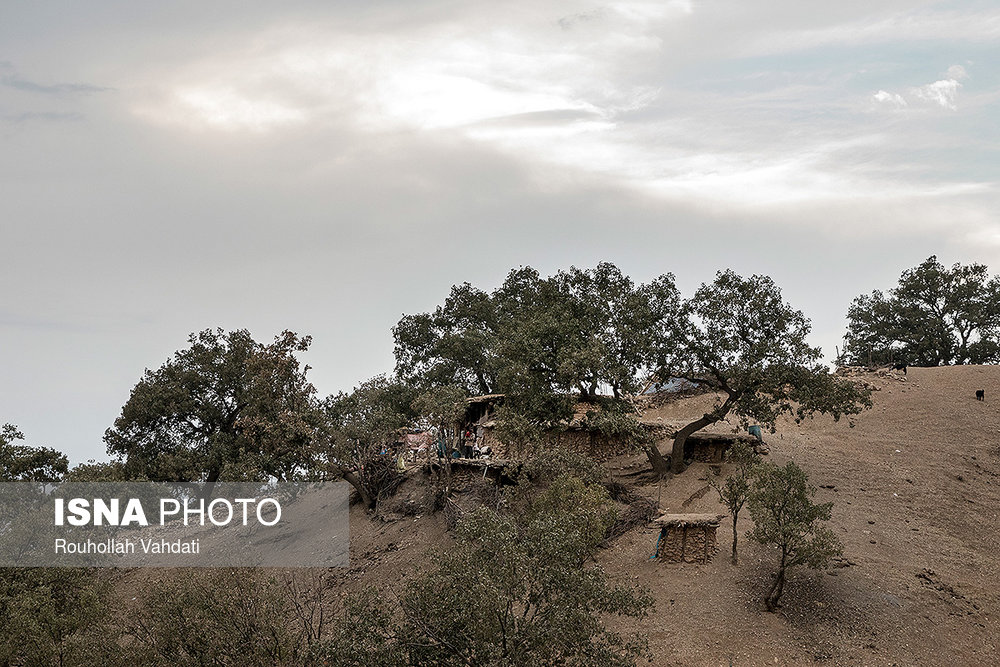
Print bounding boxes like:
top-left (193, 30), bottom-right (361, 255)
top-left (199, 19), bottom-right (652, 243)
top-left (653, 513), bottom-right (725, 528)
top-left (466, 394), bottom-right (505, 404)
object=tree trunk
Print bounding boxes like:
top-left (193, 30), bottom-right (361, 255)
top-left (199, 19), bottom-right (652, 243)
top-left (765, 554), bottom-right (787, 612)
top-left (731, 509), bottom-right (739, 565)
top-left (476, 372), bottom-right (490, 396)
top-left (670, 391), bottom-right (740, 474)
top-left (670, 415), bottom-right (715, 474)
top-left (765, 568), bottom-right (785, 611)
top-left (333, 465), bottom-right (374, 509)
top-left (199, 467), bottom-right (222, 502)
top-left (645, 444), bottom-right (670, 478)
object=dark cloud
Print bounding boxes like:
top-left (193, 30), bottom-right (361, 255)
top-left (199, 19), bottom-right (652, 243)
top-left (1, 75), bottom-right (110, 95)
top-left (558, 9), bottom-right (607, 30)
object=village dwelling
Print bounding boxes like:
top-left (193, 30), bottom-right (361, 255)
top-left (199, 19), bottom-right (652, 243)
top-left (461, 392), bottom-right (766, 464)
top-left (461, 394), bottom-right (635, 461)
top-left (653, 514), bottom-right (725, 564)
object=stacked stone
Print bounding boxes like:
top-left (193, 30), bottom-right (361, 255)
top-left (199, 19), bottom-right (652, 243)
top-left (654, 514), bottom-right (724, 564)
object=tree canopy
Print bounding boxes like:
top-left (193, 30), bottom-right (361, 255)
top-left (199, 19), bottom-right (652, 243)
top-left (651, 270), bottom-right (871, 474)
top-left (320, 374), bottom-right (418, 507)
top-left (393, 282), bottom-right (500, 395)
top-left (0, 423), bottom-right (68, 482)
top-left (104, 328), bottom-right (320, 483)
top-left (748, 460), bottom-right (843, 611)
top-left (843, 255), bottom-right (1000, 366)
top-left (394, 263), bottom-right (668, 448)
top-left (395, 264), bottom-right (869, 474)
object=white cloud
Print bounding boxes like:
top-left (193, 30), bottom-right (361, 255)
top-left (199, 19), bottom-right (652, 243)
top-left (871, 65), bottom-right (971, 112)
top-left (911, 78), bottom-right (962, 110)
top-left (121, 2), bottom-right (994, 227)
top-left (947, 64), bottom-right (969, 80)
top-left (161, 87), bottom-right (307, 131)
top-left (873, 89), bottom-right (908, 108)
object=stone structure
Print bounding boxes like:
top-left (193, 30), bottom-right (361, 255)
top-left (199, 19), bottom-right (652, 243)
top-left (653, 513), bottom-right (724, 563)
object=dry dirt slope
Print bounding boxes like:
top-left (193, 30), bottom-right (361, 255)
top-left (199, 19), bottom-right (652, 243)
top-left (306, 366), bottom-right (1000, 666)
top-left (602, 365), bottom-right (1000, 666)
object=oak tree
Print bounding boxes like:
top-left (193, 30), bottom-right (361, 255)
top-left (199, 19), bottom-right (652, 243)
top-left (651, 271), bottom-right (870, 475)
top-left (0, 424), bottom-right (68, 482)
top-left (843, 256), bottom-right (1000, 366)
top-left (710, 439), bottom-right (759, 564)
top-left (321, 374), bottom-right (417, 508)
top-left (104, 329), bottom-right (319, 483)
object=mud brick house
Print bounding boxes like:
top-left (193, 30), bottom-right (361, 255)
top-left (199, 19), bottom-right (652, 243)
top-left (653, 513), bottom-right (725, 563)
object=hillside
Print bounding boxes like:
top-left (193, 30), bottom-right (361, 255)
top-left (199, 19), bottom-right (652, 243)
top-left (334, 365), bottom-right (1000, 666)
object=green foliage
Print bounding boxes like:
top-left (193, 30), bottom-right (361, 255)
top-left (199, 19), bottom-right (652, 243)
top-left (324, 374), bottom-right (418, 450)
top-left (522, 446), bottom-right (607, 487)
top-left (580, 398), bottom-right (650, 447)
top-left (395, 263), bottom-right (678, 453)
top-left (0, 568), bottom-right (121, 666)
top-left (491, 405), bottom-right (551, 455)
top-left (125, 570), bottom-right (302, 666)
top-left (653, 270), bottom-right (871, 473)
top-left (393, 282), bottom-right (500, 394)
top-left (526, 474), bottom-right (619, 556)
top-left (747, 460), bottom-right (843, 611)
top-left (316, 473), bottom-right (652, 666)
top-left (104, 329), bottom-right (321, 482)
top-left (63, 459), bottom-right (133, 482)
top-left (0, 423), bottom-right (68, 482)
top-left (491, 264), bottom-right (668, 426)
top-left (411, 385), bottom-right (467, 428)
top-left (710, 440), bottom-right (760, 564)
top-left (321, 374), bottom-right (418, 506)
top-left (843, 255), bottom-right (1000, 366)
top-left (317, 589), bottom-right (408, 667)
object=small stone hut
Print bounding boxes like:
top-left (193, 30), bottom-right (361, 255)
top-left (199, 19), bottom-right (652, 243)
top-left (683, 433), bottom-right (760, 463)
top-left (653, 513), bottom-right (724, 563)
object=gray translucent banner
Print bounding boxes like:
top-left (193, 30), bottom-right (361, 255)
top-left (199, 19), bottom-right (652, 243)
top-left (0, 482), bottom-right (349, 567)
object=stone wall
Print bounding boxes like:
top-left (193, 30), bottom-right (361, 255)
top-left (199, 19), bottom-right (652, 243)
top-left (656, 524), bottom-right (719, 563)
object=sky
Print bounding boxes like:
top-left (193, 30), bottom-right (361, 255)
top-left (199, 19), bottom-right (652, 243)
top-left (2, 0), bottom-right (999, 464)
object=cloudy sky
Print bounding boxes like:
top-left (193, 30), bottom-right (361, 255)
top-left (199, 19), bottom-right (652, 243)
top-left (3, 0), bottom-right (998, 463)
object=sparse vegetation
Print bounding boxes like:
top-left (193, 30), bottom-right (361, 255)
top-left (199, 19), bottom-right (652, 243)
top-left (317, 471), bottom-right (652, 667)
top-left (125, 570), bottom-right (304, 666)
top-left (7, 260), bottom-right (997, 664)
top-left (0, 568), bottom-right (118, 666)
top-left (747, 460), bottom-right (843, 612)
top-left (710, 439), bottom-right (760, 564)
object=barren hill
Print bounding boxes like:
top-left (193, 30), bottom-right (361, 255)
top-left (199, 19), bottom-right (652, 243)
top-left (598, 364), bottom-right (1000, 665)
top-left (330, 365), bottom-right (1000, 666)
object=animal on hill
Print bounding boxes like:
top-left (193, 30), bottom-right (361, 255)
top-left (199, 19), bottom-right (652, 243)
top-left (892, 362), bottom-right (907, 375)
top-left (976, 389), bottom-right (985, 401)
